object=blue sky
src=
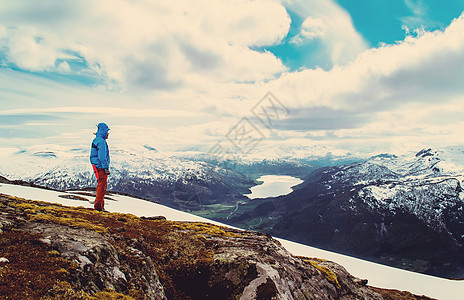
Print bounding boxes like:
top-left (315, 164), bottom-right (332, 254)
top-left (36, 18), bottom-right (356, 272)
top-left (256, 0), bottom-right (464, 71)
top-left (1, 0), bottom-right (464, 157)
top-left (336, 0), bottom-right (464, 45)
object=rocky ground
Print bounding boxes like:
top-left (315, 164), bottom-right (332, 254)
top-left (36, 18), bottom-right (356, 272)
top-left (0, 194), bottom-right (432, 299)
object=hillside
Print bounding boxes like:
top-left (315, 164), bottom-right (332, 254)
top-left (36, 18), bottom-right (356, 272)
top-left (227, 148), bottom-right (464, 278)
top-left (0, 191), bottom-right (433, 299)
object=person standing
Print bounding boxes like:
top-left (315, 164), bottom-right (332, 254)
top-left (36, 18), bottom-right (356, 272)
top-left (90, 122), bottom-right (111, 211)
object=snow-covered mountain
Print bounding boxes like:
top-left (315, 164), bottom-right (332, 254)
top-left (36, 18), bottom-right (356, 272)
top-left (332, 147), bottom-right (464, 234)
top-left (227, 147), bottom-right (464, 279)
top-left (0, 143), bottom-right (360, 209)
top-left (1, 144), bottom-right (221, 187)
top-left (0, 144), bottom-right (254, 209)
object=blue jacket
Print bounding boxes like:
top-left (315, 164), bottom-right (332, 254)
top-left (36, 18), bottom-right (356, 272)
top-left (90, 123), bottom-right (110, 170)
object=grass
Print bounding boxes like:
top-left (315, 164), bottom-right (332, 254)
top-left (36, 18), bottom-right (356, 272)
top-left (190, 203), bottom-right (236, 219)
top-left (189, 199), bottom-right (271, 222)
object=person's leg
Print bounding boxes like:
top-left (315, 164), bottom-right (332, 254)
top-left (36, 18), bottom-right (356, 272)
top-left (94, 169), bottom-right (107, 210)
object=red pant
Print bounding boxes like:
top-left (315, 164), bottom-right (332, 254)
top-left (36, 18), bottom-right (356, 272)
top-left (95, 169), bottom-right (108, 210)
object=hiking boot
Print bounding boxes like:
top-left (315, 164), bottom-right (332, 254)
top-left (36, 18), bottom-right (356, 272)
top-left (95, 208), bottom-right (108, 212)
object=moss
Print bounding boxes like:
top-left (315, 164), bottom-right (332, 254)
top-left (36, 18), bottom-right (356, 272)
top-left (48, 250), bottom-right (61, 256)
top-left (300, 257), bottom-right (340, 290)
top-left (44, 281), bottom-right (90, 299)
top-left (6, 197), bottom-right (143, 237)
top-left (126, 289), bottom-right (146, 299)
top-left (0, 230), bottom-right (80, 299)
top-left (306, 260), bottom-right (341, 290)
top-left (169, 221), bottom-right (242, 239)
top-left (10, 201), bottom-right (38, 210)
top-left (8, 198), bottom-right (112, 234)
top-left (29, 213), bottom-right (108, 233)
top-left (24, 208), bottom-right (37, 214)
top-left (298, 256), bottom-right (327, 263)
top-left (55, 268), bottom-right (70, 276)
top-left (89, 290), bottom-right (136, 299)
top-left (111, 212), bottom-right (142, 227)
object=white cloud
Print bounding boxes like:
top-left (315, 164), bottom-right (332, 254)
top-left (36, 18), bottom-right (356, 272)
top-left (0, 0), bottom-right (290, 90)
top-left (265, 12), bottom-right (464, 148)
top-left (401, 0), bottom-right (445, 31)
top-left (1, 1), bottom-right (464, 155)
top-left (56, 61), bottom-right (70, 72)
top-left (284, 0), bottom-right (368, 66)
top-left (0, 107), bottom-right (199, 118)
top-left (405, 0), bottom-right (427, 16)
top-left (401, 0), bottom-right (428, 28)
top-left (6, 27), bottom-right (60, 71)
top-left (290, 17), bottom-right (326, 44)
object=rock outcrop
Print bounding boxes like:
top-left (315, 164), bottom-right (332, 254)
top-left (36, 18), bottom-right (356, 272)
top-left (0, 194), bottom-right (431, 299)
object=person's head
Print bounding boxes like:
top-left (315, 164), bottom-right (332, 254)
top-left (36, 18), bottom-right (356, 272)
top-left (96, 122), bottom-right (110, 139)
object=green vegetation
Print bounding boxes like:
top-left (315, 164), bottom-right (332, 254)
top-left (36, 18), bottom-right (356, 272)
top-left (190, 203), bottom-right (236, 219)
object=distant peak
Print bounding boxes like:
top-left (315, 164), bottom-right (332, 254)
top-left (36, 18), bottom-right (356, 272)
top-left (143, 145), bottom-right (158, 152)
top-left (32, 151), bottom-right (57, 158)
top-left (415, 148), bottom-right (435, 158)
top-left (370, 153), bottom-right (398, 160)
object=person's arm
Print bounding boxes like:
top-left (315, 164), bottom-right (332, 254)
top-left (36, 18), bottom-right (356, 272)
top-left (98, 140), bottom-right (110, 172)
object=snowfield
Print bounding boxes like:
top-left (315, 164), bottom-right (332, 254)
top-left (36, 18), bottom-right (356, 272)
top-left (0, 183), bottom-right (463, 300)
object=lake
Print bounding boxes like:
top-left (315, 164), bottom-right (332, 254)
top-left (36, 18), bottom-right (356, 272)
top-left (245, 175), bottom-right (304, 199)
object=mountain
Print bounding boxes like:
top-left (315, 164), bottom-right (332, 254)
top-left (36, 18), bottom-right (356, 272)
top-left (0, 144), bottom-right (359, 213)
top-left (0, 145), bottom-right (255, 211)
top-left (226, 147), bottom-right (464, 279)
top-left (1, 187), bottom-right (437, 299)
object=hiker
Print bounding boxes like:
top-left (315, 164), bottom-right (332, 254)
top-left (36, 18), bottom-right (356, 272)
top-left (90, 122), bottom-right (111, 211)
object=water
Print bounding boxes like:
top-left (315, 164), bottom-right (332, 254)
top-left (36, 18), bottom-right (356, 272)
top-left (245, 175), bottom-right (303, 199)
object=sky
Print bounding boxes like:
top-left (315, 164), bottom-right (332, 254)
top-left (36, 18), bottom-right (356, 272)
top-left (1, 0), bottom-right (464, 158)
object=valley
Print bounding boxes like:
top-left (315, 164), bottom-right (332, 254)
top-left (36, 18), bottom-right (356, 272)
top-left (1, 144), bottom-right (464, 279)
top-left (224, 148), bottom-right (464, 279)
